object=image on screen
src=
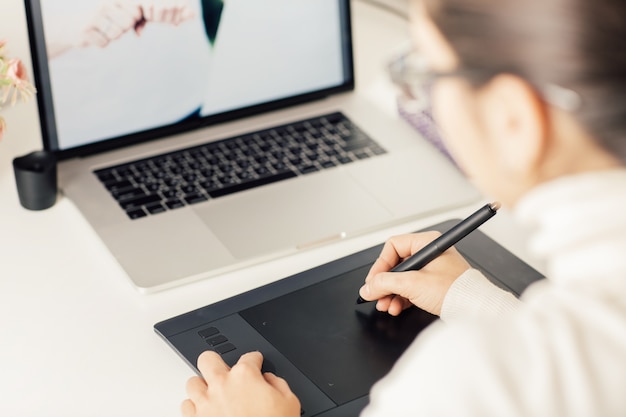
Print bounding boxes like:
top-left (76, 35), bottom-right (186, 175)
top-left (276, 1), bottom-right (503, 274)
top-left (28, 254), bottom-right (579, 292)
top-left (36, 0), bottom-right (348, 151)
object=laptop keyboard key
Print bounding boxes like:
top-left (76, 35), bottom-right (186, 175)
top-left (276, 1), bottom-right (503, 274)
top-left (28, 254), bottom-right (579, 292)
top-left (183, 194), bottom-right (209, 205)
top-left (165, 199), bottom-right (185, 209)
top-left (112, 188), bottom-right (147, 201)
top-left (341, 139), bottom-right (372, 152)
top-left (126, 208), bottom-right (147, 219)
top-left (120, 194), bottom-right (162, 210)
top-left (299, 165), bottom-right (318, 174)
top-left (95, 171), bottom-right (116, 184)
top-left (146, 204), bottom-right (166, 214)
top-left (105, 179), bottom-right (133, 191)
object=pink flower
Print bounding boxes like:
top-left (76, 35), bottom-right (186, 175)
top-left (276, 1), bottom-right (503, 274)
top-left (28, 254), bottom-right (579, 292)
top-left (6, 58), bottom-right (29, 83)
top-left (2, 58), bottom-right (36, 106)
top-left (0, 40), bottom-right (36, 141)
top-left (0, 116), bottom-right (6, 141)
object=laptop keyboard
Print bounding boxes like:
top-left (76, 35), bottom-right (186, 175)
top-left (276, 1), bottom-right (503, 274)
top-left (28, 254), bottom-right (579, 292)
top-left (94, 112), bottom-right (386, 220)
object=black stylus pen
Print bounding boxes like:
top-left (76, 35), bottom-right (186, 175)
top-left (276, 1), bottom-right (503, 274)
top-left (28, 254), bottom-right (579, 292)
top-left (356, 201), bottom-right (501, 304)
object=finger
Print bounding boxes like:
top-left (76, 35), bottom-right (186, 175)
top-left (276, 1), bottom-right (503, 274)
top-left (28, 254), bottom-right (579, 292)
top-left (82, 29), bottom-right (109, 48)
top-left (92, 4), bottom-right (131, 40)
top-left (156, 3), bottom-right (177, 24)
top-left (159, 7), bottom-right (173, 24)
top-left (180, 7), bottom-right (195, 22)
top-left (363, 271), bottom-right (417, 301)
top-left (366, 232), bottom-right (441, 281)
top-left (263, 372), bottom-right (293, 396)
top-left (235, 351), bottom-right (264, 372)
top-left (173, 2), bottom-right (196, 24)
top-left (360, 275), bottom-right (396, 302)
top-left (374, 294), bottom-right (411, 316)
top-left (113, 3), bottom-right (143, 31)
top-left (387, 295), bottom-right (412, 316)
top-left (180, 398), bottom-right (196, 417)
top-left (107, 4), bottom-right (138, 33)
top-left (197, 350), bottom-right (230, 379)
top-left (228, 351), bottom-right (265, 383)
top-left (375, 295), bottom-right (393, 311)
top-left (142, 4), bottom-right (155, 21)
top-left (170, 8), bottom-right (181, 25)
top-left (366, 240), bottom-right (405, 282)
top-left (185, 376), bottom-right (208, 403)
top-left (171, 4), bottom-right (190, 25)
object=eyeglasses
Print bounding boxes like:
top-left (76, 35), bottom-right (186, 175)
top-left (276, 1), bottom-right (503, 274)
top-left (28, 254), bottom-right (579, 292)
top-left (386, 46), bottom-right (458, 163)
top-left (386, 48), bottom-right (444, 114)
top-left (387, 46), bottom-right (583, 113)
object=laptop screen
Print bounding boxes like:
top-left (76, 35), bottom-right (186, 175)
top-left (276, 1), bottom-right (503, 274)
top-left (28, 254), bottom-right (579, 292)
top-left (24, 0), bottom-right (354, 158)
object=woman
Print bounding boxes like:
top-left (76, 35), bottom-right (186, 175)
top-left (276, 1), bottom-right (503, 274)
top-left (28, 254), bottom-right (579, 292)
top-left (181, 0), bottom-right (626, 415)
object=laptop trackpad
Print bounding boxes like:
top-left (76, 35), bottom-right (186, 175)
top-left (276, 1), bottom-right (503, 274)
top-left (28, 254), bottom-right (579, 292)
top-left (193, 172), bottom-right (393, 259)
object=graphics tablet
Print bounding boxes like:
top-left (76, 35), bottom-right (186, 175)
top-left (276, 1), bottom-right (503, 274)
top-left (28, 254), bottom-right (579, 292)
top-left (154, 219), bottom-right (543, 416)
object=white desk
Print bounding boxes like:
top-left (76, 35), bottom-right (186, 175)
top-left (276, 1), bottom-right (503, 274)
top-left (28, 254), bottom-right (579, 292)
top-left (0, 2), bottom-right (539, 416)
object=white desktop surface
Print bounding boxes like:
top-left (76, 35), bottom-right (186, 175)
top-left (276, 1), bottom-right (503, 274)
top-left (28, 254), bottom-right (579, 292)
top-left (0, 2), bottom-right (539, 416)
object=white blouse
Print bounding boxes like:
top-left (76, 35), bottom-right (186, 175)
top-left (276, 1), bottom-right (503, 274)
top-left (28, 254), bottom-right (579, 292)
top-left (362, 169), bottom-right (626, 417)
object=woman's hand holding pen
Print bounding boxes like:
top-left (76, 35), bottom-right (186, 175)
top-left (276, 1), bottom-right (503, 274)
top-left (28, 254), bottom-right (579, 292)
top-left (359, 231), bottom-right (471, 316)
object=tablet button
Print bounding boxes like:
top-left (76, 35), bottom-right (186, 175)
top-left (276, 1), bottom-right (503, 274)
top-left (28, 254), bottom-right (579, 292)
top-left (198, 327), bottom-right (219, 338)
top-left (206, 334), bottom-right (228, 346)
top-left (214, 343), bottom-right (236, 354)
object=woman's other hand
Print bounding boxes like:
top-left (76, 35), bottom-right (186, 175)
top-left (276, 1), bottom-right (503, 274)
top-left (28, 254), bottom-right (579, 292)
top-left (182, 351), bottom-right (301, 417)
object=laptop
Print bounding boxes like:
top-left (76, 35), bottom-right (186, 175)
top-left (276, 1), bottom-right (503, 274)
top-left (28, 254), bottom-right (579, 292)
top-left (24, 0), bottom-right (479, 293)
top-left (155, 219), bottom-right (544, 416)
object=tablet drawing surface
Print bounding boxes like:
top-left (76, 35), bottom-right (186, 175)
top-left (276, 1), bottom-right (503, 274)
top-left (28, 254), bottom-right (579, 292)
top-left (240, 265), bottom-right (437, 405)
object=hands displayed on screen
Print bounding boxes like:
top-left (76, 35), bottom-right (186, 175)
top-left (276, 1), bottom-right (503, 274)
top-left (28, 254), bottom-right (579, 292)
top-left (359, 231), bottom-right (471, 316)
top-left (47, 0), bottom-right (196, 59)
top-left (85, 0), bottom-right (196, 47)
top-left (182, 351), bottom-right (300, 417)
top-left (79, 2), bottom-right (144, 50)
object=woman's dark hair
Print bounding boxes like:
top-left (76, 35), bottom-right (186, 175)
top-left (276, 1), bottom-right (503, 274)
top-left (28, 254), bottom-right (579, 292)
top-left (424, 0), bottom-right (626, 162)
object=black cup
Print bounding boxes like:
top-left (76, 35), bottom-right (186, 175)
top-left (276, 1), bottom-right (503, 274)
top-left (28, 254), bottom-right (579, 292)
top-left (13, 150), bottom-right (58, 210)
